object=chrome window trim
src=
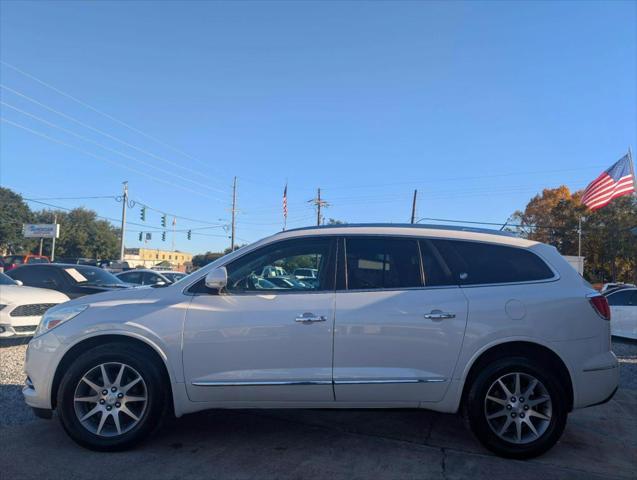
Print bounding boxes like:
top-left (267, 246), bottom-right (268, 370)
top-left (182, 233), bottom-right (560, 295)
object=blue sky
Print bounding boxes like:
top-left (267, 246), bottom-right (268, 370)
top-left (1, 1), bottom-right (635, 254)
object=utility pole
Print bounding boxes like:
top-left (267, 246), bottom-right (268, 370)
top-left (119, 181), bottom-right (128, 261)
top-left (578, 216), bottom-right (582, 258)
top-left (230, 176), bottom-right (237, 251)
top-left (171, 217), bottom-right (176, 252)
top-left (51, 214), bottom-right (57, 261)
top-left (308, 188), bottom-right (329, 226)
top-left (39, 238), bottom-right (43, 255)
top-left (317, 188), bottom-right (322, 226)
top-left (410, 189), bottom-right (418, 224)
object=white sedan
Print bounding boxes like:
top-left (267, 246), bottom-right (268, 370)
top-left (0, 272), bottom-right (70, 337)
top-left (605, 287), bottom-right (637, 340)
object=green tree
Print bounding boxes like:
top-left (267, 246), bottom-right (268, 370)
top-left (0, 187), bottom-right (35, 254)
top-left (33, 208), bottom-right (120, 260)
top-left (192, 251), bottom-right (225, 268)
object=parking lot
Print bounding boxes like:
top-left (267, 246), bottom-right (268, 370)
top-left (0, 339), bottom-right (634, 480)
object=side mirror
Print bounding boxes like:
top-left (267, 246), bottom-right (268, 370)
top-left (14, 280), bottom-right (24, 286)
top-left (205, 267), bottom-right (228, 291)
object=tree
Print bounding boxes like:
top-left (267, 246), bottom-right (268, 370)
top-left (192, 251), bottom-right (225, 268)
top-left (511, 187), bottom-right (636, 283)
top-left (0, 187), bottom-right (35, 254)
top-left (27, 208), bottom-right (120, 260)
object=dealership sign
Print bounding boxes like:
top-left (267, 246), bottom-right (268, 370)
top-left (22, 223), bottom-right (60, 238)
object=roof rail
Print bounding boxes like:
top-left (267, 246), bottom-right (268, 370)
top-left (282, 223), bottom-right (518, 237)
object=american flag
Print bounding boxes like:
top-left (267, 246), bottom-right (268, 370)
top-left (283, 184), bottom-right (288, 218)
top-left (581, 153), bottom-right (635, 210)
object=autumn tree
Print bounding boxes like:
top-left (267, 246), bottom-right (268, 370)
top-left (510, 186), bottom-right (636, 283)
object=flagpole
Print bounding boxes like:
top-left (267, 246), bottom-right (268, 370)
top-left (629, 146), bottom-right (636, 193)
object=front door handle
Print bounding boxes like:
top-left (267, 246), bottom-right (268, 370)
top-left (295, 312), bottom-right (327, 324)
top-left (424, 310), bottom-right (456, 320)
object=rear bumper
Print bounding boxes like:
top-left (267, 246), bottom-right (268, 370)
top-left (574, 352), bottom-right (619, 409)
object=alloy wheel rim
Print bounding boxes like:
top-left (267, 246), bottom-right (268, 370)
top-left (484, 372), bottom-right (552, 444)
top-left (73, 362), bottom-right (148, 437)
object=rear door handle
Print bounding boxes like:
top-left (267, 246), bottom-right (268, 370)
top-left (295, 312), bottom-right (327, 324)
top-left (424, 310), bottom-right (456, 320)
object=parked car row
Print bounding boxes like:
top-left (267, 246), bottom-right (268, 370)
top-left (0, 272), bottom-right (69, 337)
top-left (0, 263), bottom-right (190, 338)
top-left (115, 269), bottom-right (187, 286)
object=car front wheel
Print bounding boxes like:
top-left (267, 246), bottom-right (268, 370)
top-left (57, 343), bottom-right (167, 451)
top-left (464, 357), bottom-right (568, 459)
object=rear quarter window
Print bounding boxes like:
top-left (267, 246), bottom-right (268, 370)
top-left (429, 239), bottom-right (554, 286)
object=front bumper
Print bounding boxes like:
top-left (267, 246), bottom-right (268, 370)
top-left (0, 313), bottom-right (40, 337)
top-left (22, 333), bottom-right (64, 410)
top-left (0, 324), bottom-right (37, 337)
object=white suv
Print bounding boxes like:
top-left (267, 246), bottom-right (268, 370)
top-left (23, 224), bottom-right (618, 458)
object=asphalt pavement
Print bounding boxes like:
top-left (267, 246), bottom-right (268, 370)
top-left (1, 339), bottom-right (636, 480)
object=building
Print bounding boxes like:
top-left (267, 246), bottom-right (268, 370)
top-left (563, 255), bottom-right (584, 275)
top-left (124, 248), bottom-right (193, 272)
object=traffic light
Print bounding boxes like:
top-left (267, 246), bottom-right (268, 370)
top-left (161, 214), bottom-right (167, 227)
top-left (140, 207), bottom-right (146, 221)
top-left (161, 231), bottom-right (166, 241)
top-left (187, 230), bottom-right (192, 240)
top-left (138, 232), bottom-right (143, 241)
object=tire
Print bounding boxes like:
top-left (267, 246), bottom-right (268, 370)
top-left (463, 356), bottom-right (568, 459)
top-left (57, 342), bottom-right (168, 451)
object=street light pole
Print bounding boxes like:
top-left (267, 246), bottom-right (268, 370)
top-left (51, 214), bottom-right (57, 261)
top-left (119, 181), bottom-right (128, 261)
top-left (230, 176), bottom-right (237, 251)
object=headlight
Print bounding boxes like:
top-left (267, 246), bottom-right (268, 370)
top-left (35, 304), bottom-right (88, 337)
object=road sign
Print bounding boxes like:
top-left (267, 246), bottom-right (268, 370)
top-left (23, 224), bottom-right (60, 238)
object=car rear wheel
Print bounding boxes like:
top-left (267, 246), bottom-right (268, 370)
top-left (464, 356), bottom-right (568, 459)
top-left (57, 343), bottom-right (167, 451)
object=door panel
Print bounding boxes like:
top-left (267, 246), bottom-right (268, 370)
top-left (333, 287), bottom-right (468, 403)
top-left (183, 236), bottom-right (337, 403)
top-left (184, 292), bottom-right (335, 402)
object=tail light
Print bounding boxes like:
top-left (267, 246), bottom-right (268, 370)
top-left (588, 294), bottom-right (611, 321)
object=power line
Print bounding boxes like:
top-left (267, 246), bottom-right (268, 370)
top-left (26, 195), bottom-right (116, 201)
top-left (1, 118), bottom-right (222, 200)
top-left (1, 61), bottom-right (221, 174)
top-left (130, 199), bottom-right (225, 226)
top-left (1, 101), bottom-right (226, 197)
top-left (0, 84), bottom-right (229, 194)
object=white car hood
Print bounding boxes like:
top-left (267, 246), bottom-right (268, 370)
top-left (0, 284), bottom-right (70, 305)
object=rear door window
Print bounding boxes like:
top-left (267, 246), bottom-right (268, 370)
top-left (428, 240), bottom-right (554, 286)
top-left (345, 237), bottom-right (422, 290)
top-left (607, 290), bottom-right (636, 306)
top-left (118, 271), bottom-right (142, 284)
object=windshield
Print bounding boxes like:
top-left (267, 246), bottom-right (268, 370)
top-left (163, 272), bottom-right (186, 282)
top-left (27, 257), bottom-right (48, 264)
top-left (0, 272), bottom-right (18, 285)
top-left (63, 266), bottom-right (125, 286)
top-left (3, 256), bottom-right (23, 265)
